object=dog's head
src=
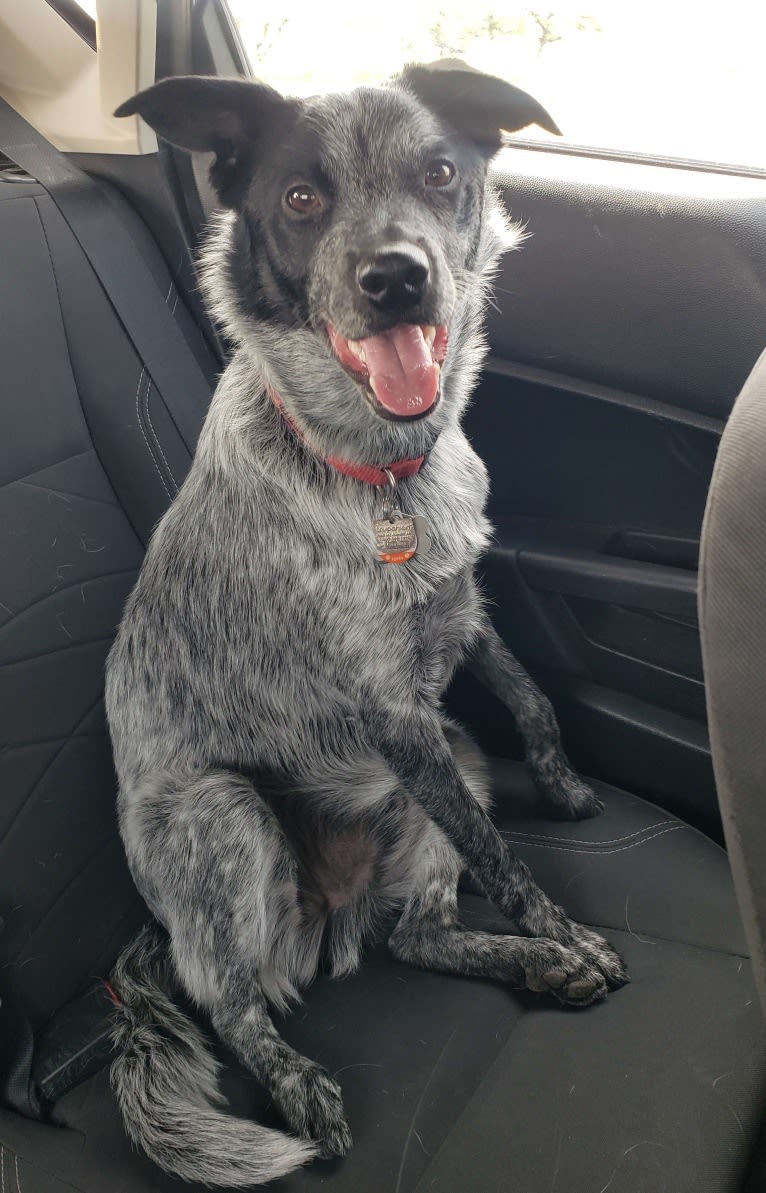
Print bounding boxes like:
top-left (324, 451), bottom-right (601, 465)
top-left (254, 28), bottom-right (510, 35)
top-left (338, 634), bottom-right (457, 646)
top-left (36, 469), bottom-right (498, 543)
top-left (116, 63), bottom-right (558, 461)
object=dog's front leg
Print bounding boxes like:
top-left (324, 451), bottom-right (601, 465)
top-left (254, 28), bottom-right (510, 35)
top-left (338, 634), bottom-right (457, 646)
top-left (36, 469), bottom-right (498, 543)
top-left (363, 703), bottom-right (627, 997)
top-left (468, 616), bottom-right (603, 820)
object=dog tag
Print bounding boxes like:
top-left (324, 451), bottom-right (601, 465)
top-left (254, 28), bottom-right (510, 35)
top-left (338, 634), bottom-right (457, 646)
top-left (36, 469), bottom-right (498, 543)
top-left (373, 511), bottom-right (418, 564)
top-left (412, 515), bottom-right (432, 557)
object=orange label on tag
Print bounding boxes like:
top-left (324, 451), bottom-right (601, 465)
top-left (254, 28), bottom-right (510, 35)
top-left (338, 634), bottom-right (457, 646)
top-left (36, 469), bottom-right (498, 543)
top-left (379, 547), bottom-right (417, 564)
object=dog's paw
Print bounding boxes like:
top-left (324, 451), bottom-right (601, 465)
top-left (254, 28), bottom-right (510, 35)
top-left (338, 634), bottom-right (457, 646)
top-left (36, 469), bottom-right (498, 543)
top-left (521, 940), bottom-right (610, 1007)
top-left (534, 767), bottom-right (604, 821)
top-left (519, 902), bottom-right (629, 1002)
top-left (273, 1062), bottom-right (352, 1159)
top-left (567, 922), bottom-right (630, 991)
top-left (522, 931), bottom-right (628, 1007)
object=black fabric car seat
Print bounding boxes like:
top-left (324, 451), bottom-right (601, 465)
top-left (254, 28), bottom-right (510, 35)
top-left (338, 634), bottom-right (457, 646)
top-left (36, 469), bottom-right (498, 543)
top-left (701, 345), bottom-right (766, 1017)
top-left (0, 157), bottom-right (765, 1192)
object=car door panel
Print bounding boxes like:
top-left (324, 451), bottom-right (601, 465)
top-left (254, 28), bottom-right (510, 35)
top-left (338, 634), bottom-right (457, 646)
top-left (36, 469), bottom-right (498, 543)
top-left (450, 153), bottom-right (766, 840)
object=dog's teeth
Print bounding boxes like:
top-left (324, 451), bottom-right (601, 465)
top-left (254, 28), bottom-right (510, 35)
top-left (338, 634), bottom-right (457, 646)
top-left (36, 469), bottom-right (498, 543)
top-left (348, 340), bottom-right (366, 364)
top-left (422, 325), bottom-right (436, 347)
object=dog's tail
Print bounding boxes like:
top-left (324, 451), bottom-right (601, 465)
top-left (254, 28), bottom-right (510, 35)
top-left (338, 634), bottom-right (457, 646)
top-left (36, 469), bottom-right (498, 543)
top-left (109, 923), bottom-right (317, 1187)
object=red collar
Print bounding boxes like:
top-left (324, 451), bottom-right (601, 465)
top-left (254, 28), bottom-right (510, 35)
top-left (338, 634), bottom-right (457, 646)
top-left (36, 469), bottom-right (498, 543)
top-left (268, 388), bottom-right (425, 486)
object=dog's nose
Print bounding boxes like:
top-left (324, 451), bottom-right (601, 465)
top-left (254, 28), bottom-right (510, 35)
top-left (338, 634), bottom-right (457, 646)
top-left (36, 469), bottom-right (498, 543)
top-left (356, 245), bottom-right (430, 311)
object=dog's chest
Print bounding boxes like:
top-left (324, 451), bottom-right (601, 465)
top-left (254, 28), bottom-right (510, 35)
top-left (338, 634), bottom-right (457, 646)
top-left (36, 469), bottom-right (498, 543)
top-left (288, 467), bottom-right (490, 697)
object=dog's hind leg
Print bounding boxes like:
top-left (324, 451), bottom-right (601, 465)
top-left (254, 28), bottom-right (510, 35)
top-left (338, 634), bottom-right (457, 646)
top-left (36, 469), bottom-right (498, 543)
top-left (120, 769), bottom-right (352, 1159)
top-left (468, 615), bottom-right (603, 820)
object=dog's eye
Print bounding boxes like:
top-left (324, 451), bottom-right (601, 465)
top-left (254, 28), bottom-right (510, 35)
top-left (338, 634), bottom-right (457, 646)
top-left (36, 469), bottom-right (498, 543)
top-left (424, 160), bottom-right (455, 188)
top-left (286, 185), bottom-right (321, 214)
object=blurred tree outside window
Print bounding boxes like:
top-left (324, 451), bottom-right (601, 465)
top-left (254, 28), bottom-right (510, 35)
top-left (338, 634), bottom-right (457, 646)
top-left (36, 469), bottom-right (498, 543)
top-left (224, 1), bottom-right (766, 171)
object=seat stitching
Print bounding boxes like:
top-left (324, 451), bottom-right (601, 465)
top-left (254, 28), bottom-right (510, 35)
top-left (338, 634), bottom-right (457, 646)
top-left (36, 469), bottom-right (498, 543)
top-left (1, 1145), bottom-right (5, 1193)
top-left (8, 833), bottom-right (124, 962)
top-left (502, 823), bottom-right (684, 855)
top-left (27, 199), bottom-right (146, 553)
top-left (13, 1155), bottom-right (20, 1193)
top-left (498, 817), bottom-right (673, 847)
top-left (142, 280), bottom-right (179, 493)
top-left (0, 191), bottom-right (46, 205)
top-left (0, 634), bottom-right (114, 668)
top-left (144, 378), bottom-right (179, 492)
top-left (0, 695), bottom-right (103, 846)
top-left (135, 366), bottom-right (172, 499)
top-left (13, 479), bottom-right (118, 509)
top-left (604, 924), bottom-right (749, 959)
top-left (2, 731), bottom-right (104, 752)
top-left (0, 568), bottom-right (138, 634)
top-left (1, 449), bottom-right (97, 494)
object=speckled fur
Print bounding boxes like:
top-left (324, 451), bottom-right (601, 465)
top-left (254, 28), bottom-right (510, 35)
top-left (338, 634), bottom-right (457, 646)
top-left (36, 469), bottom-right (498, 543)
top-left (106, 64), bottom-right (627, 1188)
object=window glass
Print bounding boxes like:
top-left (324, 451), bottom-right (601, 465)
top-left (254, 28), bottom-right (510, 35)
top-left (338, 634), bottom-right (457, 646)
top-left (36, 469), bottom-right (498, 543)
top-left (224, 1), bottom-right (766, 171)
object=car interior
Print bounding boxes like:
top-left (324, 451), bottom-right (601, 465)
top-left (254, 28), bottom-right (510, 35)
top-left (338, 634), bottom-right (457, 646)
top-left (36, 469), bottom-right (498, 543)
top-left (1, 2), bottom-right (765, 1191)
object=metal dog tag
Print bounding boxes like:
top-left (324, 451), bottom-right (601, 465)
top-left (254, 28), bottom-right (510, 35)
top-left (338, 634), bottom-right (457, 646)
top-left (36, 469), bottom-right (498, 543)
top-left (373, 511), bottom-right (418, 564)
top-left (373, 470), bottom-right (432, 564)
top-left (412, 515), bottom-right (432, 557)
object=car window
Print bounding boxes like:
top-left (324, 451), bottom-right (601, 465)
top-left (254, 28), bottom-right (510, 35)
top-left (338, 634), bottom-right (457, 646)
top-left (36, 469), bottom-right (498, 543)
top-left (223, 0), bottom-right (766, 173)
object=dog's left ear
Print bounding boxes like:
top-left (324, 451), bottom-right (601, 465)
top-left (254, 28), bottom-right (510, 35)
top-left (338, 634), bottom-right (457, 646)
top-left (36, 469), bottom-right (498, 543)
top-left (399, 59), bottom-right (561, 154)
top-left (115, 76), bottom-right (297, 207)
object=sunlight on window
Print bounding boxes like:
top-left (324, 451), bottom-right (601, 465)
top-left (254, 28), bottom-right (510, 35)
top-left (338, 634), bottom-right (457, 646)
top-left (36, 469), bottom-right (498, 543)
top-left (224, 0), bottom-right (766, 171)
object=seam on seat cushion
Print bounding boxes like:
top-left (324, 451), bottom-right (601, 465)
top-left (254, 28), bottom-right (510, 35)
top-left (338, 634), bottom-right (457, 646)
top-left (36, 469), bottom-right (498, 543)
top-left (1, 636), bottom-right (114, 669)
top-left (502, 823), bottom-right (684, 855)
top-left (0, 697), bottom-right (102, 840)
top-left (27, 199), bottom-right (147, 548)
top-left (2, 448), bottom-right (100, 494)
top-left (500, 818), bottom-right (673, 847)
top-left (134, 279), bottom-right (181, 498)
top-left (0, 569), bottom-right (137, 637)
top-left (142, 371), bottom-right (178, 492)
top-left (4, 733), bottom-right (103, 753)
top-left (14, 479), bottom-right (117, 510)
top-left (134, 369), bottom-right (172, 499)
top-left (1, 1144), bottom-right (89, 1193)
top-left (0, 191), bottom-right (45, 205)
top-left (461, 894), bottom-right (752, 958)
top-left (143, 285), bottom-right (182, 493)
top-left (8, 832), bottom-right (118, 964)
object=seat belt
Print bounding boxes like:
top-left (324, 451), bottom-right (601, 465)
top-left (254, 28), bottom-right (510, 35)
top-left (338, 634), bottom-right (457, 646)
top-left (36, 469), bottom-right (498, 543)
top-left (0, 96), bottom-right (211, 456)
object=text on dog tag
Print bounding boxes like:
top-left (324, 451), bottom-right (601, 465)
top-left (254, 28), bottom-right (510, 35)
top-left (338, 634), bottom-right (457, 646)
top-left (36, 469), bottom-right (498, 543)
top-left (373, 513), bottom-right (417, 564)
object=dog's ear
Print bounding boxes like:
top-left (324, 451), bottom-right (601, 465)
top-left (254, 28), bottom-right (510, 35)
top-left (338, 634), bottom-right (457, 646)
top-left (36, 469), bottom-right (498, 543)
top-left (399, 59), bottom-right (561, 154)
top-left (115, 76), bottom-right (297, 208)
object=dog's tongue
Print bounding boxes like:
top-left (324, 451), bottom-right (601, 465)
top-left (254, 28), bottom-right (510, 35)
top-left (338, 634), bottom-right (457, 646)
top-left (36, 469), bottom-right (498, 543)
top-left (361, 325), bottom-right (439, 416)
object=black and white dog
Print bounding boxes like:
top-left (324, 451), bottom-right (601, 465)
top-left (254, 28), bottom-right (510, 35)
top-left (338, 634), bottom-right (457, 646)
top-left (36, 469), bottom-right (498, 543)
top-left (106, 61), bottom-right (627, 1187)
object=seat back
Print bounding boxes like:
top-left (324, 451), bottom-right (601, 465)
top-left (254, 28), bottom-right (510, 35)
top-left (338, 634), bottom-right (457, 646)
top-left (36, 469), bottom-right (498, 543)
top-left (700, 345), bottom-right (766, 1015)
top-left (0, 170), bottom-right (214, 1028)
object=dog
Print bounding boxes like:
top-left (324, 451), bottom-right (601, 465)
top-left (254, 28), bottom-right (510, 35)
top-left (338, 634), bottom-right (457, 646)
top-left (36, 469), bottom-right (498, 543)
top-left (105, 60), bottom-right (628, 1188)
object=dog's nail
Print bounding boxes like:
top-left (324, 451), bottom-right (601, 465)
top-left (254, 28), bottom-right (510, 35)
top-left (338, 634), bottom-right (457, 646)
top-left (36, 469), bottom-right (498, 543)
top-left (542, 968), bottom-right (568, 989)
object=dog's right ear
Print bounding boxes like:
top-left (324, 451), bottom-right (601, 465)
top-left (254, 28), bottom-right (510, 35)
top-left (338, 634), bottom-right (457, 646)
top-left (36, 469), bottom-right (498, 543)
top-left (115, 76), bottom-right (296, 208)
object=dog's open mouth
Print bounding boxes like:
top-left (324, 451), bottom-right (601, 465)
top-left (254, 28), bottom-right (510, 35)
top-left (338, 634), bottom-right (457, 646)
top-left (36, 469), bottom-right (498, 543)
top-left (327, 323), bottom-right (448, 420)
